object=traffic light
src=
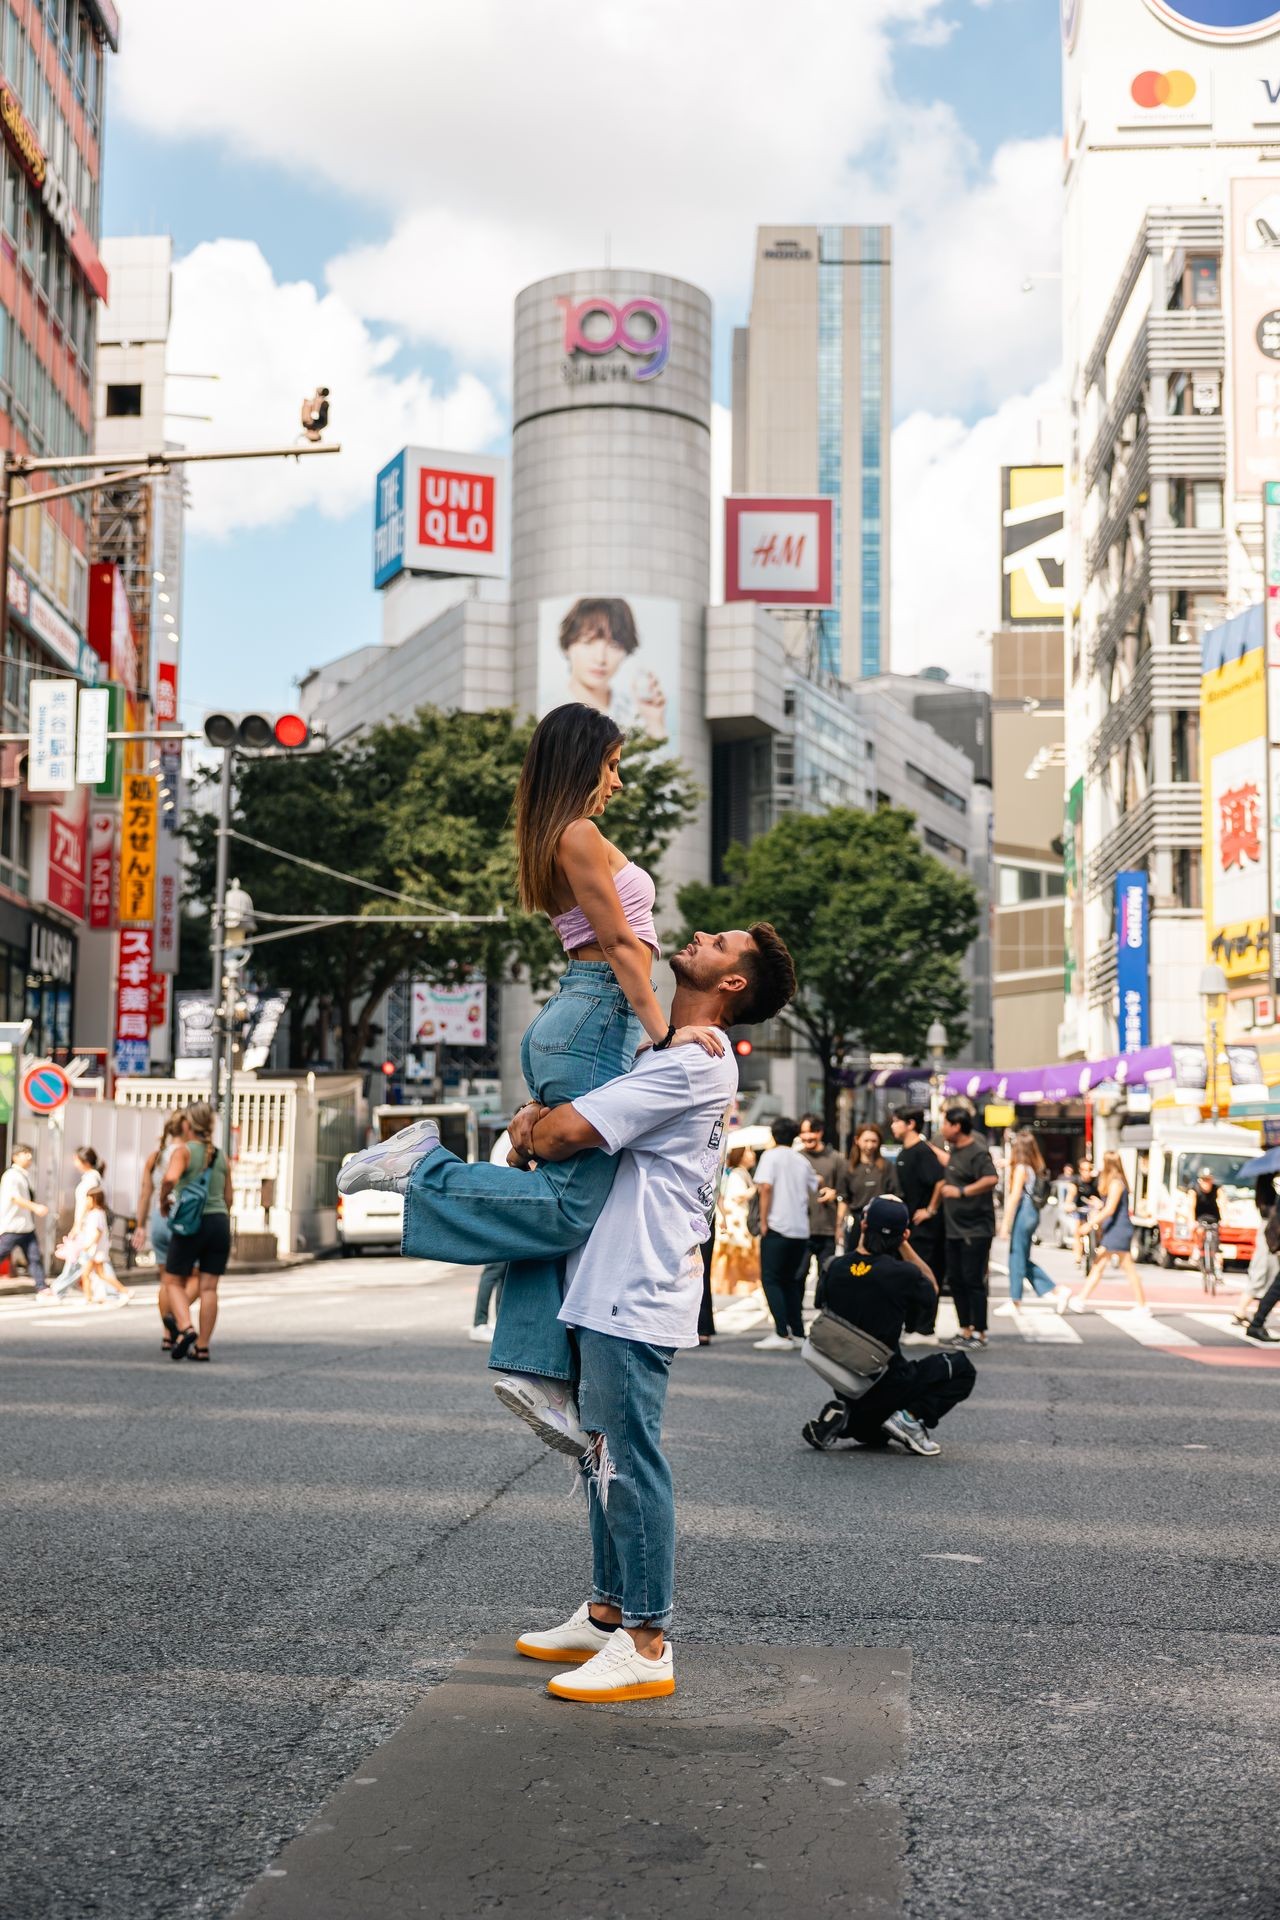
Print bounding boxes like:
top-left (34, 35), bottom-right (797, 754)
top-left (203, 711), bottom-right (312, 752)
top-left (735, 1038), bottom-right (753, 1057)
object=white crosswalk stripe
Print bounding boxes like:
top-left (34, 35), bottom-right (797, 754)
top-left (1184, 1310), bottom-right (1252, 1344)
top-left (1094, 1309), bottom-right (1199, 1347)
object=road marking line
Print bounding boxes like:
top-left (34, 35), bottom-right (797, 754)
top-left (1013, 1312), bottom-right (1083, 1343)
top-left (1095, 1309), bottom-right (1199, 1348)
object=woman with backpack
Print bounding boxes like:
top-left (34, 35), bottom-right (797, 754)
top-left (158, 1102), bottom-right (233, 1362)
top-left (1000, 1132), bottom-right (1068, 1308)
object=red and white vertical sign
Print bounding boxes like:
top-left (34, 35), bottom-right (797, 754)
top-left (114, 926), bottom-right (153, 1077)
top-left (156, 661), bottom-right (178, 725)
top-left (89, 810), bottom-right (117, 929)
top-left (46, 788), bottom-right (87, 921)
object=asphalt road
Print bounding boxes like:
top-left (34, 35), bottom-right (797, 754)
top-left (1, 1245), bottom-right (1278, 1919)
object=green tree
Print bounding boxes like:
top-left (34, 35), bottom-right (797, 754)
top-left (183, 708), bottom-right (698, 1070)
top-left (676, 806), bottom-right (979, 1133)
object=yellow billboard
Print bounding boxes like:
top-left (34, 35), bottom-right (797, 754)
top-left (1202, 607), bottom-right (1268, 983)
top-left (1001, 465), bottom-right (1065, 626)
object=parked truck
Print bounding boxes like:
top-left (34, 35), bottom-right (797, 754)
top-left (1120, 1121), bottom-right (1260, 1268)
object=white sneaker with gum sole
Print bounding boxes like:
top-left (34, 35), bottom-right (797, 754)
top-left (546, 1629), bottom-right (675, 1703)
top-left (515, 1601), bottom-right (616, 1665)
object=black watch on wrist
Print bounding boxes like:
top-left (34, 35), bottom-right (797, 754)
top-left (652, 1022), bottom-right (677, 1052)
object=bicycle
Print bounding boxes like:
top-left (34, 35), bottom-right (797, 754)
top-left (1196, 1221), bottom-right (1222, 1296)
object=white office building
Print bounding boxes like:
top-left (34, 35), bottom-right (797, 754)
top-left (1062, 0), bottom-right (1280, 1058)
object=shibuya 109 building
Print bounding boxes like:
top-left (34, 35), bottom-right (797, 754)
top-left (304, 271), bottom-right (796, 1105)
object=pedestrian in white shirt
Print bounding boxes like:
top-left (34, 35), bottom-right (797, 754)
top-left (502, 922), bottom-right (798, 1704)
top-left (0, 1144), bottom-right (48, 1298)
top-left (752, 1117), bottom-right (819, 1349)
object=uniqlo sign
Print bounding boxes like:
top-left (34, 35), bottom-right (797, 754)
top-left (724, 496), bottom-right (835, 608)
top-left (371, 446), bottom-right (506, 587)
top-left (89, 810), bottom-right (116, 929)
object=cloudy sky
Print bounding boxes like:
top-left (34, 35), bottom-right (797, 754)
top-left (104, 0), bottom-right (1063, 715)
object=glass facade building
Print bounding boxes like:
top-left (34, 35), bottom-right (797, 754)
top-left (734, 223), bottom-right (892, 681)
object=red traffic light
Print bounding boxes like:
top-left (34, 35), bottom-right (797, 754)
top-left (381, 1060), bottom-right (396, 1077)
top-left (202, 711), bottom-right (313, 752)
top-left (735, 1039), bottom-right (753, 1057)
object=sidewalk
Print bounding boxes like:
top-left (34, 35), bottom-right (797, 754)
top-left (0, 1247), bottom-right (319, 1297)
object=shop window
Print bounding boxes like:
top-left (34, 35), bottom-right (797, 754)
top-left (1175, 849), bottom-right (1202, 911)
top-left (105, 383), bottom-right (143, 418)
top-left (1173, 710), bottom-right (1200, 784)
top-left (1170, 480), bottom-right (1223, 530)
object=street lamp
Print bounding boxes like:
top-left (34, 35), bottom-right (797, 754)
top-left (927, 1020), bottom-right (949, 1134)
top-left (1199, 962), bottom-right (1228, 1120)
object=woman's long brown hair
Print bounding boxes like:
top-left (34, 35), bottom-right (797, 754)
top-left (515, 704), bottom-right (625, 915)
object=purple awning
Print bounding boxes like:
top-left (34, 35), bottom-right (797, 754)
top-left (943, 1045), bottom-right (1199, 1105)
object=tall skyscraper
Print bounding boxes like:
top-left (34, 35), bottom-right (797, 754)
top-left (731, 224), bottom-right (891, 680)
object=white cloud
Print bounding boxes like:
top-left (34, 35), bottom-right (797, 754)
top-left (111, 0), bottom-right (1059, 416)
top-left (167, 241), bottom-right (503, 539)
top-left (890, 373), bottom-right (1064, 684)
top-left (905, 16), bottom-right (959, 44)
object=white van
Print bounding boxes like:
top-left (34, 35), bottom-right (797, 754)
top-left (1120, 1121), bottom-right (1260, 1268)
top-left (336, 1102), bottom-right (479, 1257)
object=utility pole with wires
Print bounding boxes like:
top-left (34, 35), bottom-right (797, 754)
top-left (201, 714), bottom-right (505, 1149)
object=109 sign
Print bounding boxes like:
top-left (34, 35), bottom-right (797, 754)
top-left (558, 295), bottom-right (670, 383)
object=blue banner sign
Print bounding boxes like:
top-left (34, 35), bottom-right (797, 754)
top-left (373, 449), bottom-right (407, 589)
top-left (1116, 869), bottom-right (1151, 1052)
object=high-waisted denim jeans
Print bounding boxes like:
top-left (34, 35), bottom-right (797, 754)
top-left (577, 1329), bottom-right (677, 1631)
top-left (400, 960), bottom-right (640, 1380)
top-left (1008, 1191), bottom-right (1055, 1301)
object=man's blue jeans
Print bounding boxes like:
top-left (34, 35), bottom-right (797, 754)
top-left (577, 1329), bottom-right (677, 1632)
top-left (401, 961), bottom-right (640, 1381)
top-left (1008, 1193), bottom-right (1055, 1301)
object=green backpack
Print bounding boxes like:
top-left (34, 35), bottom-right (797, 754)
top-left (171, 1147), bottom-right (220, 1237)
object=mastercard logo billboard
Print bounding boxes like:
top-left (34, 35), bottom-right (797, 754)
top-left (1130, 68), bottom-right (1198, 107)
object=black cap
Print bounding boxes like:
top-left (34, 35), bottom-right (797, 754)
top-left (864, 1195), bottom-right (909, 1241)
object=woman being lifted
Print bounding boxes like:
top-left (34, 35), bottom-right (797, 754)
top-left (339, 703), bottom-right (723, 1453)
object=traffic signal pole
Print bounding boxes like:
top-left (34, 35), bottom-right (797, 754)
top-left (209, 747), bottom-right (233, 1146)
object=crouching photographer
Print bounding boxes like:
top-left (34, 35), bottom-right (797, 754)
top-left (801, 1196), bottom-right (976, 1458)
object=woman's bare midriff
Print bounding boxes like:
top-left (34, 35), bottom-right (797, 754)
top-left (568, 940), bottom-right (658, 964)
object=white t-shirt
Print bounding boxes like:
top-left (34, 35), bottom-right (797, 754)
top-left (754, 1145), bottom-right (818, 1239)
top-left (0, 1165), bottom-right (32, 1233)
top-left (558, 1044), bottom-right (739, 1350)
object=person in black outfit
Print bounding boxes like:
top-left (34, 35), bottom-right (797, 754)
top-left (802, 1196), bottom-right (977, 1456)
top-left (939, 1107), bottom-right (999, 1349)
top-left (888, 1107), bottom-right (946, 1332)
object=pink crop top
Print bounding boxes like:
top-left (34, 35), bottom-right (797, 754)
top-left (550, 860), bottom-right (660, 957)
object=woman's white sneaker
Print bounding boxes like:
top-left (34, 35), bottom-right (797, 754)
top-left (546, 1629), bottom-right (675, 1702)
top-left (491, 1372), bottom-right (589, 1456)
top-left (753, 1332), bottom-right (794, 1351)
top-left (336, 1120), bottom-right (441, 1196)
top-left (515, 1601), bottom-right (616, 1665)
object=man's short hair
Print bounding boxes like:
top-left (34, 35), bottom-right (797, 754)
top-left (734, 922), bottom-right (797, 1026)
top-left (11, 1144), bottom-right (31, 1159)
top-left (771, 1116), bottom-right (800, 1148)
top-left (799, 1112), bottom-right (823, 1133)
top-left (894, 1107), bottom-right (925, 1133)
top-left (944, 1105), bottom-right (975, 1133)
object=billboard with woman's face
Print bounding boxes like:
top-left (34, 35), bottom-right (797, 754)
top-left (536, 595), bottom-right (680, 743)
